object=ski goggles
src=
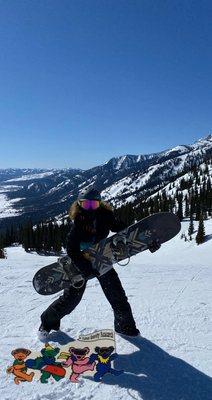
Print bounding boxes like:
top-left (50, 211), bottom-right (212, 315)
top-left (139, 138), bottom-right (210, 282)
top-left (79, 199), bottom-right (100, 210)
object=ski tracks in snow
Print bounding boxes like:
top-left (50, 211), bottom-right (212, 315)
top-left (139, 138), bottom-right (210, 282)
top-left (170, 267), bottom-right (205, 308)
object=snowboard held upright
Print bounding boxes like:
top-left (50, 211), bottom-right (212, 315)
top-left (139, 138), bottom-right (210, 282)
top-left (33, 212), bottom-right (181, 295)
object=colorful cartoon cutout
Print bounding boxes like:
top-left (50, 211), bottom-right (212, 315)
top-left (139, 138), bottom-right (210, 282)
top-left (7, 330), bottom-right (124, 384)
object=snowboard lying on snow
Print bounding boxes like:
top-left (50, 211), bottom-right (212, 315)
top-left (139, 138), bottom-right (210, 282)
top-left (33, 212), bottom-right (181, 295)
top-left (6, 329), bottom-right (123, 384)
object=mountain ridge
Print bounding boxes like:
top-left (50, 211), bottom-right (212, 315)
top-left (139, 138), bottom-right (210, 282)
top-left (0, 135), bottom-right (211, 231)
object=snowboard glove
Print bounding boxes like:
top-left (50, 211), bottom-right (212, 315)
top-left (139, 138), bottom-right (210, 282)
top-left (58, 255), bottom-right (72, 269)
top-left (148, 238), bottom-right (161, 253)
top-left (72, 253), bottom-right (97, 279)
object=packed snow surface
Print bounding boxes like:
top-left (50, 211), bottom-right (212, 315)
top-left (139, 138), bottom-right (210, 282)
top-left (0, 220), bottom-right (212, 400)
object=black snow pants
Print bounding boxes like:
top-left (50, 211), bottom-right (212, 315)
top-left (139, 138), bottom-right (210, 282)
top-left (40, 268), bottom-right (136, 332)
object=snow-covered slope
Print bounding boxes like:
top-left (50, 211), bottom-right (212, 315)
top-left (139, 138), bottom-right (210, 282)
top-left (102, 135), bottom-right (212, 206)
top-left (147, 160), bottom-right (212, 201)
top-left (0, 219), bottom-right (211, 399)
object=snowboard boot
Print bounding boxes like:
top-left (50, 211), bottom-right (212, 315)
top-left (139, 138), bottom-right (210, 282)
top-left (115, 324), bottom-right (140, 337)
top-left (37, 324), bottom-right (55, 341)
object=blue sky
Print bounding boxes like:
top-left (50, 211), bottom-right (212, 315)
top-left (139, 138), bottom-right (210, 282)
top-left (0, 0), bottom-right (211, 169)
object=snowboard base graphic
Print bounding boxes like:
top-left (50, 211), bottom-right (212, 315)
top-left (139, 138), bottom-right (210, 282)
top-left (33, 212), bottom-right (181, 295)
top-left (6, 329), bottom-right (123, 384)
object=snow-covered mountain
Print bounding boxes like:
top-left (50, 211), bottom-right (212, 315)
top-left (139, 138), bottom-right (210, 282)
top-left (102, 135), bottom-right (212, 206)
top-left (0, 135), bottom-right (211, 230)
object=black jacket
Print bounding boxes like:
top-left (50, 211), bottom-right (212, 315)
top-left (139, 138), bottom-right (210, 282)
top-left (66, 207), bottom-right (126, 262)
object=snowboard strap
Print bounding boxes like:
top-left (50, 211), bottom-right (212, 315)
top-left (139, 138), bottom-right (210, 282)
top-left (117, 257), bottom-right (131, 266)
top-left (112, 242), bottom-right (131, 266)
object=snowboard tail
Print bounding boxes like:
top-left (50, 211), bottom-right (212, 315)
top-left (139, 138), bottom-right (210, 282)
top-left (33, 258), bottom-right (86, 295)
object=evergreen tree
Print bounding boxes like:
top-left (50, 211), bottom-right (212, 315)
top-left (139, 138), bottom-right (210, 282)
top-left (60, 219), bottom-right (69, 249)
top-left (195, 197), bottom-right (201, 221)
top-left (34, 224), bottom-right (43, 252)
top-left (22, 220), bottom-right (34, 251)
top-left (190, 193), bottom-right (195, 216)
top-left (196, 215), bottom-right (205, 245)
top-left (204, 163), bottom-right (209, 175)
top-left (53, 224), bottom-right (62, 253)
top-left (46, 222), bottom-right (54, 252)
top-left (177, 193), bottom-right (183, 221)
top-left (188, 216), bottom-right (194, 236)
top-left (184, 195), bottom-right (190, 217)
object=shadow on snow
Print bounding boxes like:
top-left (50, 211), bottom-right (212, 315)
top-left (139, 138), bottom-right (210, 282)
top-left (47, 330), bottom-right (75, 345)
top-left (204, 233), bottom-right (212, 243)
top-left (103, 336), bottom-right (212, 400)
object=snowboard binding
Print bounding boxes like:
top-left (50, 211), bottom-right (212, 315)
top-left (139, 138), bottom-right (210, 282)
top-left (110, 235), bottom-right (131, 266)
top-left (58, 256), bottom-right (86, 289)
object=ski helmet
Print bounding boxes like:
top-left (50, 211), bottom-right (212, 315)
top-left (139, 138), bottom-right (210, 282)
top-left (78, 187), bottom-right (102, 201)
top-left (78, 188), bottom-right (102, 201)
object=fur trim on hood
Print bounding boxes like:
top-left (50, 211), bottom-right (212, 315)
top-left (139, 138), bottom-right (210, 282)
top-left (69, 200), bottom-right (113, 221)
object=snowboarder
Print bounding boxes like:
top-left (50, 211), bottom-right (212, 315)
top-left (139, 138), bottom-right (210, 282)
top-left (38, 188), bottom-right (160, 340)
top-left (0, 248), bottom-right (6, 259)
